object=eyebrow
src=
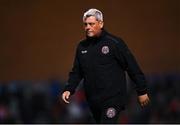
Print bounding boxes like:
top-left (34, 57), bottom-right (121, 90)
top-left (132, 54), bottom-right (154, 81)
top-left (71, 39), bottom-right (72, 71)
top-left (84, 22), bottom-right (96, 25)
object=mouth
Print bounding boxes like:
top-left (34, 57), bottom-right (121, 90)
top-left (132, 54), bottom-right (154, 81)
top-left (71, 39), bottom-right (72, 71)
top-left (86, 31), bottom-right (93, 34)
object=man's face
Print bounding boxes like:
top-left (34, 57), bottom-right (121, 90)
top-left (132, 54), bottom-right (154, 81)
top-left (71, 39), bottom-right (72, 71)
top-left (83, 16), bottom-right (104, 37)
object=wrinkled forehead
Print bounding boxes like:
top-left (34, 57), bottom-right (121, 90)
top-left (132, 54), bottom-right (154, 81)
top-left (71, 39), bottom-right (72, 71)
top-left (83, 16), bottom-right (99, 23)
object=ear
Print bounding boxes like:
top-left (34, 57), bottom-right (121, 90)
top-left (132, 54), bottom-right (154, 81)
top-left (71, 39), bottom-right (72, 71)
top-left (99, 21), bottom-right (104, 28)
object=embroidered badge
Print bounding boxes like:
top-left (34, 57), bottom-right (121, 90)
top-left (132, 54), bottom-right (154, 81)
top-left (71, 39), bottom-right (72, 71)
top-left (106, 107), bottom-right (116, 118)
top-left (101, 46), bottom-right (109, 54)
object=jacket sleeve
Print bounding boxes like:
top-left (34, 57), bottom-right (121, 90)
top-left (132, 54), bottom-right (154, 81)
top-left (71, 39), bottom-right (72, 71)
top-left (114, 39), bottom-right (148, 96)
top-left (63, 44), bottom-right (83, 95)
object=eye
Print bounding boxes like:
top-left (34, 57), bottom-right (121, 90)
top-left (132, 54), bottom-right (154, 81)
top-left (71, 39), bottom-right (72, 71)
top-left (84, 22), bottom-right (96, 27)
top-left (89, 23), bottom-right (95, 26)
top-left (84, 23), bottom-right (88, 26)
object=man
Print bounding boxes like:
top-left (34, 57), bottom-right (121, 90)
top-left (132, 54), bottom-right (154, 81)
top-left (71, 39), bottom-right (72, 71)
top-left (61, 8), bottom-right (150, 123)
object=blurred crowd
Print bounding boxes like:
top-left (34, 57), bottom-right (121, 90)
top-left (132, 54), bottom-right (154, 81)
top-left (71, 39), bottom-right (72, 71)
top-left (0, 73), bottom-right (179, 124)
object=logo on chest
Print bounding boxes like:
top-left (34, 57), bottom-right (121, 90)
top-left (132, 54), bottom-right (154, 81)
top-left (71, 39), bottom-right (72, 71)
top-left (106, 107), bottom-right (116, 118)
top-left (81, 50), bottom-right (87, 54)
top-left (101, 46), bottom-right (109, 54)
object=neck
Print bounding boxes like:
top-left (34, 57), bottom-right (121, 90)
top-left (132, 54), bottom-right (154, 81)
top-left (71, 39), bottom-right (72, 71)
top-left (95, 30), bottom-right (103, 37)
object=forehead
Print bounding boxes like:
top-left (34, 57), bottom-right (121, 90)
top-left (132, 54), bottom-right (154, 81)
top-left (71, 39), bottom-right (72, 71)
top-left (84, 16), bottom-right (97, 22)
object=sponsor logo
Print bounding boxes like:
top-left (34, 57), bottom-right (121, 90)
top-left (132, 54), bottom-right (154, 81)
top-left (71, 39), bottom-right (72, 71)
top-left (81, 50), bottom-right (87, 54)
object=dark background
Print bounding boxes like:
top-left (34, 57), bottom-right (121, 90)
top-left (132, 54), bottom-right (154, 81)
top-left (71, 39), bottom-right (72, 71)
top-left (0, 0), bottom-right (179, 123)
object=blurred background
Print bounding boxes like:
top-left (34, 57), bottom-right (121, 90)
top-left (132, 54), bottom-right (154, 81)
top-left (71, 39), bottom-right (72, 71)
top-left (0, 0), bottom-right (179, 123)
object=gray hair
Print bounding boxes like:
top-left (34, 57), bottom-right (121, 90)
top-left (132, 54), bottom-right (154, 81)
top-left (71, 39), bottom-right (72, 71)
top-left (83, 8), bottom-right (103, 22)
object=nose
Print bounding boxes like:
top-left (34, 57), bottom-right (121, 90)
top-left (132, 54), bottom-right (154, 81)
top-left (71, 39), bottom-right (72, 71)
top-left (85, 24), bottom-right (91, 30)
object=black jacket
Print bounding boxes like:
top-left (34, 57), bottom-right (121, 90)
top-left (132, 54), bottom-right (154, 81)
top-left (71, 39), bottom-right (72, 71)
top-left (63, 30), bottom-right (148, 105)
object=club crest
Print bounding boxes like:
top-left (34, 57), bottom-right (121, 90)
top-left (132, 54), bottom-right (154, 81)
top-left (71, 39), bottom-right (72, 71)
top-left (101, 46), bottom-right (109, 54)
top-left (106, 107), bottom-right (116, 118)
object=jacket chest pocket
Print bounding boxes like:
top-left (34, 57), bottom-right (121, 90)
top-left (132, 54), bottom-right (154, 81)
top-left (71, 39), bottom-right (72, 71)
top-left (79, 53), bottom-right (93, 71)
top-left (79, 54), bottom-right (88, 67)
top-left (95, 44), bottom-right (114, 65)
top-left (96, 51), bottom-right (113, 65)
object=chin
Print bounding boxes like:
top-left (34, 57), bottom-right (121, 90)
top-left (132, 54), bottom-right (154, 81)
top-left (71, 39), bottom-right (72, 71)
top-left (88, 35), bottom-right (95, 37)
top-left (87, 34), bottom-right (95, 37)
